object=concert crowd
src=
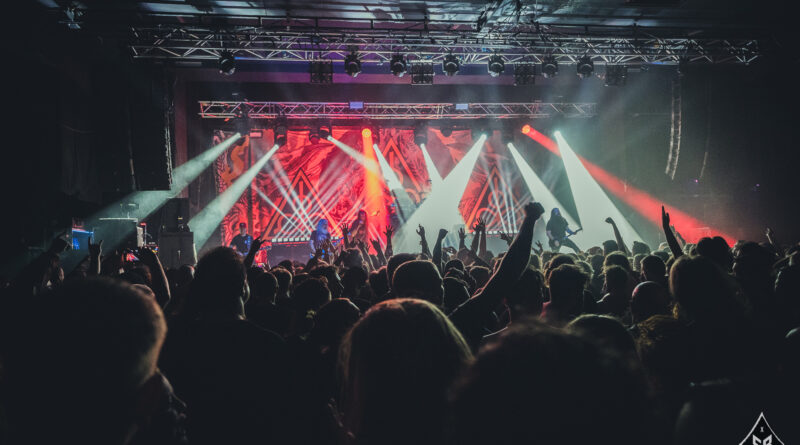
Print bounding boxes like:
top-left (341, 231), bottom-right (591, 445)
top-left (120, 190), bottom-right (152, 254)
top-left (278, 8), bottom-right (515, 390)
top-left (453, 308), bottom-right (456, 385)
top-left (1, 202), bottom-right (799, 444)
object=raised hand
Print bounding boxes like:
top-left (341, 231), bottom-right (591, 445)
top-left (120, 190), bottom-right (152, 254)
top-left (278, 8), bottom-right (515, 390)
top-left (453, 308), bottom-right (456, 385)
top-left (384, 225), bottom-right (394, 240)
top-left (339, 222), bottom-right (350, 236)
top-left (370, 239), bottom-right (382, 253)
top-left (604, 217), bottom-right (614, 224)
top-left (458, 227), bottom-right (466, 241)
top-left (88, 238), bottom-right (103, 258)
top-left (498, 231), bottom-right (512, 243)
top-left (416, 224), bottom-right (426, 238)
top-left (438, 228), bottom-right (449, 240)
top-left (356, 239), bottom-right (367, 251)
top-left (535, 240), bottom-right (544, 251)
top-left (137, 246), bottom-right (159, 266)
top-left (766, 227), bottom-right (775, 239)
top-left (250, 237), bottom-right (265, 253)
top-left (524, 202), bottom-right (545, 220)
top-left (661, 205), bottom-right (671, 228)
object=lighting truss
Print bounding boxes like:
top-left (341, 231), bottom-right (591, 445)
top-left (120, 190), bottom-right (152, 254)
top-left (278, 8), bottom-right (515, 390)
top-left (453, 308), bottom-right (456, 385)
top-left (122, 26), bottom-right (759, 66)
top-left (410, 62), bottom-right (435, 85)
top-left (199, 102), bottom-right (597, 120)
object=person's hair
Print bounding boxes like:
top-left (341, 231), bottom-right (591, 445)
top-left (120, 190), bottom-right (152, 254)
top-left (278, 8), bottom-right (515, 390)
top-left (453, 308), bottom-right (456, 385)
top-left (548, 264), bottom-right (588, 312)
top-left (602, 240), bottom-right (619, 256)
top-left (631, 241), bottom-right (651, 256)
top-left (652, 250), bottom-right (669, 263)
top-left (277, 260), bottom-right (294, 274)
top-left (391, 260), bottom-right (444, 306)
top-left (468, 265), bottom-right (491, 290)
top-left (308, 298), bottom-right (361, 351)
top-left (528, 254), bottom-right (541, 270)
top-left (190, 246), bottom-right (247, 317)
top-left (4, 278), bottom-right (167, 444)
top-left (630, 281), bottom-right (671, 324)
top-left (589, 254), bottom-right (605, 276)
top-left (507, 266), bottom-right (545, 316)
top-left (576, 260), bottom-right (593, 277)
top-left (632, 253), bottom-right (646, 272)
top-left (604, 251), bottom-right (632, 273)
top-left (239, 222), bottom-right (247, 228)
top-left (604, 265), bottom-right (629, 294)
top-left (641, 255), bottom-right (666, 283)
top-left (271, 267), bottom-right (292, 296)
top-left (442, 276), bottom-right (470, 314)
top-left (634, 315), bottom-right (692, 393)
top-left (444, 258), bottom-right (465, 273)
top-left (249, 271), bottom-right (278, 304)
top-left (696, 236), bottom-right (733, 271)
top-left (544, 254), bottom-right (576, 283)
top-left (386, 253), bottom-right (417, 288)
top-left (670, 255), bottom-right (744, 325)
top-left (368, 267), bottom-right (390, 299)
top-left (567, 314), bottom-right (637, 359)
top-left (450, 320), bottom-right (652, 445)
top-left (338, 299), bottom-right (472, 445)
top-left (292, 277), bottom-right (332, 335)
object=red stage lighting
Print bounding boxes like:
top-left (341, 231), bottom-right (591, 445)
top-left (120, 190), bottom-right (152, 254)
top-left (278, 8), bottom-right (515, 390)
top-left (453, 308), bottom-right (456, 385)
top-left (362, 128), bottom-right (372, 138)
top-left (521, 124), bottom-right (531, 134)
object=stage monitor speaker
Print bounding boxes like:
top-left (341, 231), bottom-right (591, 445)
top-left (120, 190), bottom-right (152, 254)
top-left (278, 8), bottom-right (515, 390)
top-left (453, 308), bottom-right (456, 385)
top-left (129, 65), bottom-right (174, 191)
top-left (158, 232), bottom-right (197, 269)
top-left (160, 198), bottom-right (190, 232)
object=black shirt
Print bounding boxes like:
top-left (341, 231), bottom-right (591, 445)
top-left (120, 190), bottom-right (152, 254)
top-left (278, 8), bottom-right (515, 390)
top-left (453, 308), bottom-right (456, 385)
top-left (230, 234), bottom-right (252, 254)
top-left (546, 215), bottom-right (569, 239)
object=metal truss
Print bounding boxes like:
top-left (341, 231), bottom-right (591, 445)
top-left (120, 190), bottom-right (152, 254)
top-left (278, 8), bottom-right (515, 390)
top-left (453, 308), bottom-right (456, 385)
top-left (199, 101), bottom-right (598, 120)
top-left (127, 25), bottom-right (759, 66)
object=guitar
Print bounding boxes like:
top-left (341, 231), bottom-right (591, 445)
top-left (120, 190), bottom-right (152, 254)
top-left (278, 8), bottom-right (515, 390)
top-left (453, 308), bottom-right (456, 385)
top-left (548, 228), bottom-right (583, 250)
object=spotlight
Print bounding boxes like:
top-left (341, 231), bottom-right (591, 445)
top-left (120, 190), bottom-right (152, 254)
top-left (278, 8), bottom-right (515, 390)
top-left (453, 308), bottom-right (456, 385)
top-left (414, 122), bottom-right (428, 146)
top-left (308, 126), bottom-right (320, 144)
top-left (514, 62), bottom-right (536, 85)
top-left (604, 65), bottom-right (628, 87)
top-left (521, 124), bottom-right (531, 134)
top-left (487, 54), bottom-right (505, 77)
top-left (390, 54), bottom-right (408, 77)
top-left (362, 128), bottom-right (372, 138)
top-left (443, 53), bottom-right (461, 76)
top-left (309, 59), bottom-right (333, 84)
top-left (344, 51), bottom-right (362, 77)
top-left (576, 55), bottom-right (594, 79)
top-left (274, 116), bottom-right (288, 146)
top-left (440, 120), bottom-right (454, 137)
top-left (471, 121), bottom-right (490, 141)
top-left (541, 55), bottom-right (558, 78)
top-left (218, 50), bottom-right (236, 76)
top-left (319, 122), bottom-right (332, 139)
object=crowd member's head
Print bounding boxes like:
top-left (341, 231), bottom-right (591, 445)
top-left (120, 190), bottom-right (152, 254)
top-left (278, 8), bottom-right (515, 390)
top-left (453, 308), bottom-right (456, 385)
top-left (190, 247), bottom-right (248, 319)
top-left (310, 264), bottom-right (344, 298)
top-left (544, 254), bottom-right (576, 283)
top-left (545, 264), bottom-right (589, 325)
top-left (444, 258), bottom-right (465, 273)
top-left (291, 276), bottom-right (332, 335)
top-left (652, 250), bottom-right (670, 263)
top-left (386, 253), bottom-right (417, 289)
top-left (670, 255), bottom-right (744, 326)
top-left (589, 254), bottom-right (605, 276)
top-left (468, 265), bottom-right (491, 290)
top-left (249, 271), bottom-right (278, 305)
top-left (307, 298), bottom-right (360, 354)
top-left (696, 236), bottom-right (733, 272)
top-left (631, 241), bottom-right (651, 256)
top-left (568, 314), bottom-right (638, 360)
top-left (633, 253), bottom-right (647, 273)
top-left (277, 260), bottom-right (294, 275)
top-left (443, 276), bottom-right (470, 314)
top-left (641, 255), bottom-right (667, 284)
top-left (604, 251), bottom-right (632, 273)
top-left (368, 267), bottom-right (390, 299)
top-left (507, 266), bottom-right (545, 317)
top-left (528, 254), bottom-right (541, 270)
top-left (604, 265), bottom-right (630, 297)
top-left (271, 267), bottom-right (292, 299)
top-left (5, 278), bottom-right (167, 444)
top-left (238, 221), bottom-right (247, 236)
top-left (391, 260), bottom-right (444, 306)
top-left (603, 240), bottom-right (620, 256)
top-left (339, 299), bottom-right (472, 445)
top-left (634, 315), bottom-right (692, 395)
top-left (630, 281), bottom-right (671, 324)
top-left (175, 264), bottom-right (195, 287)
top-left (342, 266), bottom-right (368, 298)
top-left (450, 321), bottom-right (652, 445)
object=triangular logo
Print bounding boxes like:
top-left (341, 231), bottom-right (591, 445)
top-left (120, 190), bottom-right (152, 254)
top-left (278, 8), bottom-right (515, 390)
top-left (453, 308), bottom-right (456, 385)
top-left (463, 164), bottom-right (529, 233)
top-left (740, 412), bottom-right (784, 445)
top-left (381, 137), bottom-right (424, 201)
top-left (261, 168), bottom-right (339, 241)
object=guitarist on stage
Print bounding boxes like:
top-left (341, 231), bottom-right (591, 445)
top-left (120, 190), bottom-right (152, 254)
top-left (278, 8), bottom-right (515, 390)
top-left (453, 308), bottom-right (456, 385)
top-left (546, 208), bottom-right (581, 253)
top-left (229, 222), bottom-right (253, 255)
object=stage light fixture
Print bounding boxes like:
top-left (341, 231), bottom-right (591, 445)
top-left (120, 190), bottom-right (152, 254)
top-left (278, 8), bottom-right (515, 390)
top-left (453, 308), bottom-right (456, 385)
top-left (521, 124), bottom-right (532, 134)
top-left (411, 61), bottom-right (435, 85)
top-left (487, 54), bottom-right (505, 77)
top-left (344, 51), bottom-right (362, 77)
top-left (308, 126), bottom-right (321, 144)
top-left (604, 65), bottom-right (628, 86)
top-left (218, 50), bottom-right (236, 76)
top-left (309, 59), bottom-right (333, 84)
top-left (576, 55), bottom-right (594, 79)
top-left (443, 53), bottom-right (461, 76)
top-left (319, 122), bottom-right (332, 139)
top-left (541, 55), bottom-right (558, 78)
top-left (390, 54), bottom-right (408, 77)
top-left (362, 128), bottom-right (372, 138)
top-left (440, 120), bottom-right (454, 137)
top-left (414, 123), bottom-right (428, 146)
top-left (514, 62), bottom-right (536, 85)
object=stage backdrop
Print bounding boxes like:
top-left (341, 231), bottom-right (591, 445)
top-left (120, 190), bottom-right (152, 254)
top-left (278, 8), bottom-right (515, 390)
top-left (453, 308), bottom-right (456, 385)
top-left (212, 126), bottom-right (532, 259)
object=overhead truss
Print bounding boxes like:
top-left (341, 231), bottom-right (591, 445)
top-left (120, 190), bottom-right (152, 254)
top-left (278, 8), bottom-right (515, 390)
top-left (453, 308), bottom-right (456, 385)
top-left (127, 26), bottom-right (759, 66)
top-left (199, 101), bottom-right (598, 120)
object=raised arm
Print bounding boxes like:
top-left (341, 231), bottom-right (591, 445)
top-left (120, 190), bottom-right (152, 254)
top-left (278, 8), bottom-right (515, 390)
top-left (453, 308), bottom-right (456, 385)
top-left (766, 227), bottom-right (784, 257)
top-left (339, 223), bottom-right (351, 249)
top-left (371, 239), bottom-right (387, 267)
top-left (476, 218), bottom-right (488, 259)
top-left (604, 217), bottom-right (629, 256)
top-left (417, 224), bottom-right (431, 257)
top-left (469, 225), bottom-right (480, 254)
top-left (458, 227), bottom-right (467, 251)
top-left (662, 206), bottom-right (683, 259)
top-left (432, 228), bottom-right (448, 273)
top-left (498, 231), bottom-right (513, 247)
top-left (138, 247), bottom-right (171, 308)
top-left (88, 238), bottom-right (103, 276)
top-left (383, 226), bottom-right (394, 258)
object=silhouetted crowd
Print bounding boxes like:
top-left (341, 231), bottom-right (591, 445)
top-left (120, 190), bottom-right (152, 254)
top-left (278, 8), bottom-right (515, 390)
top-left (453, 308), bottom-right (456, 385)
top-left (1, 202), bottom-right (799, 444)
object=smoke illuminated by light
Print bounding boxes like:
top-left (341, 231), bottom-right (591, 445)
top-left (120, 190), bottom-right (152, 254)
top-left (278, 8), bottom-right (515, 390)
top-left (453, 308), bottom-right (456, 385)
top-left (394, 134), bottom-right (487, 252)
top-left (419, 143), bottom-right (443, 190)
top-left (554, 132), bottom-right (642, 246)
top-left (189, 144), bottom-right (280, 249)
top-left (362, 131), bottom-right (386, 244)
top-left (507, 142), bottom-right (578, 228)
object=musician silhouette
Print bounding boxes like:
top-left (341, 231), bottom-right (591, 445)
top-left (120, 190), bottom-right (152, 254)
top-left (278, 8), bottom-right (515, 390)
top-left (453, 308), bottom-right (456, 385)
top-left (546, 208), bottom-right (580, 253)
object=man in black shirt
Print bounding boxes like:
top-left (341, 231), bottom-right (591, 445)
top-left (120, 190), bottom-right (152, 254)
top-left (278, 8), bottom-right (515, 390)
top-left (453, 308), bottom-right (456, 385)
top-left (229, 222), bottom-right (253, 256)
top-left (546, 208), bottom-right (580, 253)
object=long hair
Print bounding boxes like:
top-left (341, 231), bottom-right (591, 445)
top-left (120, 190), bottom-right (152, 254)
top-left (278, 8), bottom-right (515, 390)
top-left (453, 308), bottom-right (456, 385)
top-left (338, 299), bottom-right (472, 445)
